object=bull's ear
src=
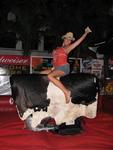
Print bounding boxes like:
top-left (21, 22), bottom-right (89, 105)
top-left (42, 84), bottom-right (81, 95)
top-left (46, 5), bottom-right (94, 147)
top-left (9, 97), bottom-right (14, 105)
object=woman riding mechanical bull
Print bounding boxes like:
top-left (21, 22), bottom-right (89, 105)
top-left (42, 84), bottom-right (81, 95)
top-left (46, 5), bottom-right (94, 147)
top-left (40, 26), bottom-right (92, 103)
top-left (10, 27), bottom-right (100, 135)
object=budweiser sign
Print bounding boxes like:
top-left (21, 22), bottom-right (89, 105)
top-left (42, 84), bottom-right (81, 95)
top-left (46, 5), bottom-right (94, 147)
top-left (0, 55), bottom-right (30, 65)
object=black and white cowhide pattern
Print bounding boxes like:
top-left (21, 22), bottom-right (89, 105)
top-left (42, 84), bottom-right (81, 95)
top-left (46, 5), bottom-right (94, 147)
top-left (10, 73), bottom-right (99, 132)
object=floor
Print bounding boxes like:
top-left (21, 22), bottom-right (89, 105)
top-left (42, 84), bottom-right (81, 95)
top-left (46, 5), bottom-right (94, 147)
top-left (0, 95), bottom-right (113, 150)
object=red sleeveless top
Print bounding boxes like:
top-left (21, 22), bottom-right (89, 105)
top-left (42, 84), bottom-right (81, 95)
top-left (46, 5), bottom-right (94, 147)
top-left (52, 47), bottom-right (68, 67)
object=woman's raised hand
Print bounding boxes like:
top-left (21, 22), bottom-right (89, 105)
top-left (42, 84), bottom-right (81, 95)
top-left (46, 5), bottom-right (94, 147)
top-left (85, 26), bottom-right (92, 34)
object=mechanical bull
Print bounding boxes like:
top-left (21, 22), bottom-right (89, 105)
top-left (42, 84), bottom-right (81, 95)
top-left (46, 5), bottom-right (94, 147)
top-left (10, 73), bottom-right (99, 135)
